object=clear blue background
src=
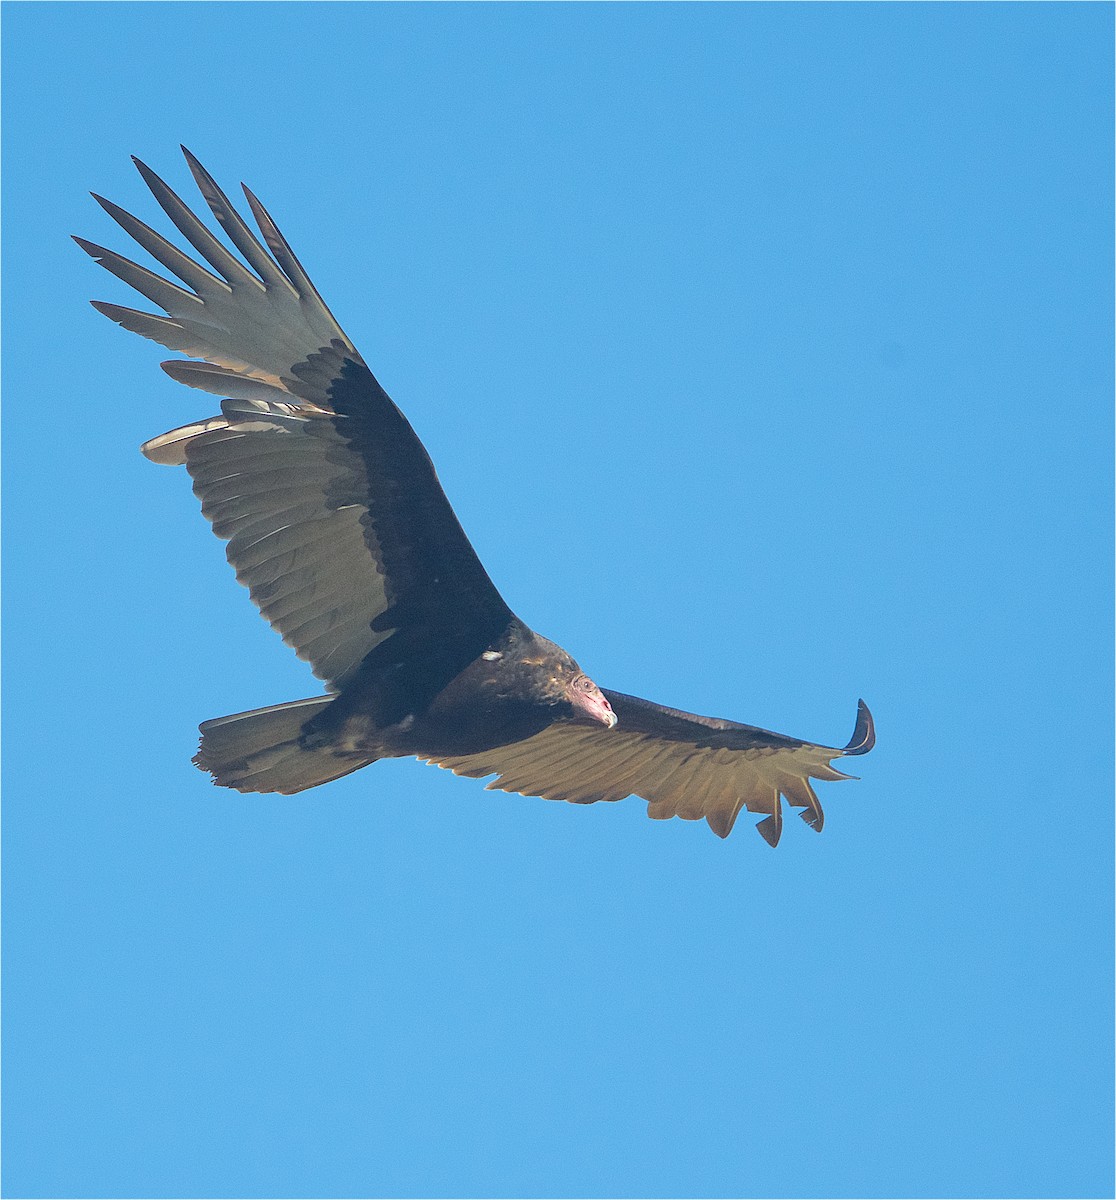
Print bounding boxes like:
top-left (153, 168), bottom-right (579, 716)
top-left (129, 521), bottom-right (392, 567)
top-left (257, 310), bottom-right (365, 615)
top-left (4, 4), bottom-right (1112, 1198)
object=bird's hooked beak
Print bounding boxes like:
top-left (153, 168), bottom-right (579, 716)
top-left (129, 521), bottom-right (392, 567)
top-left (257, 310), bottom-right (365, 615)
top-left (570, 678), bottom-right (618, 729)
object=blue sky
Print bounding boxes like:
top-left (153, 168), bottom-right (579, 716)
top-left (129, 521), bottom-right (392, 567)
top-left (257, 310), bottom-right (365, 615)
top-left (3, 4), bottom-right (1112, 1198)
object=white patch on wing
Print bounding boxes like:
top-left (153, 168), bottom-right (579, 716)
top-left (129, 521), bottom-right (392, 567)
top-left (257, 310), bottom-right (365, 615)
top-left (482, 651), bottom-right (502, 661)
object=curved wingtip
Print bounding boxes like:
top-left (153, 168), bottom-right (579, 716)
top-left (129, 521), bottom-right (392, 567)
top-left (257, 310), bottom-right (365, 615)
top-left (844, 699), bottom-right (875, 756)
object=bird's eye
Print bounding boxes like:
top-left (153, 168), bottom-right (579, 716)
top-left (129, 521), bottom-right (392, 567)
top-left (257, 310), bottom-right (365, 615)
top-left (575, 676), bottom-right (593, 691)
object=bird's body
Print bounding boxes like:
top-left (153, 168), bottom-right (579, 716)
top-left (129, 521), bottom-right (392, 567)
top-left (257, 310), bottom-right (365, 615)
top-left (311, 622), bottom-right (600, 762)
top-left (79, 149), bottom-right (874, 843)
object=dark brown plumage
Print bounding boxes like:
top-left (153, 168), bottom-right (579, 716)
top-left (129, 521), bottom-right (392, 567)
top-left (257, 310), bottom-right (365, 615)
top-left (78, 148), bottom-right (874, 843)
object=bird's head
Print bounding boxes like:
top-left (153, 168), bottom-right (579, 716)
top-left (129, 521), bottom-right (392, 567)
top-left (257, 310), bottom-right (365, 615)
top-left (514, 634), bottom-right (617, 729)
top-left (566, 672), bottom-right (618, 729)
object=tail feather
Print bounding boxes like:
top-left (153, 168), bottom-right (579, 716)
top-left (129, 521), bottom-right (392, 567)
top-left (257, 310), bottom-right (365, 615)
top-left (194, 696), bottom-right (374, 794)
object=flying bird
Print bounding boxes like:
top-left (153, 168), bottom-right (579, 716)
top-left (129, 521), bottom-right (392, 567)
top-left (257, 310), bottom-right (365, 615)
top-left (77, 148), bottom-right (874, 844)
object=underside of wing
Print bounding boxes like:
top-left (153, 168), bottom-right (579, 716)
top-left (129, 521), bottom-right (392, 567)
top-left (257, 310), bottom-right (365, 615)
top-left (181, 404), bottom-right (394, 687)
top-left (426, 696), bottom-right (874, 843)
top-left (80, 149), bottom-right (514, 691)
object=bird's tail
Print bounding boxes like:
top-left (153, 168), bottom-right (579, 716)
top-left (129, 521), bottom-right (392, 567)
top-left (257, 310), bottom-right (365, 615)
top-left (194, 696), bottom-right (375, 794)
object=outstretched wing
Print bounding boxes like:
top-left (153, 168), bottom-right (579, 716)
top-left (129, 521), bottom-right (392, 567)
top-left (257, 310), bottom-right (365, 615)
top-left (428, 693), bottom-right (875, 843)
top-left (78, 149), bottom-right (513, 695)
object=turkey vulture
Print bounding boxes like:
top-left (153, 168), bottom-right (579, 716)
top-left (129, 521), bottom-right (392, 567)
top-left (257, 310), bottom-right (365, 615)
top-left (77, 148), bottom-right (874, 844)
